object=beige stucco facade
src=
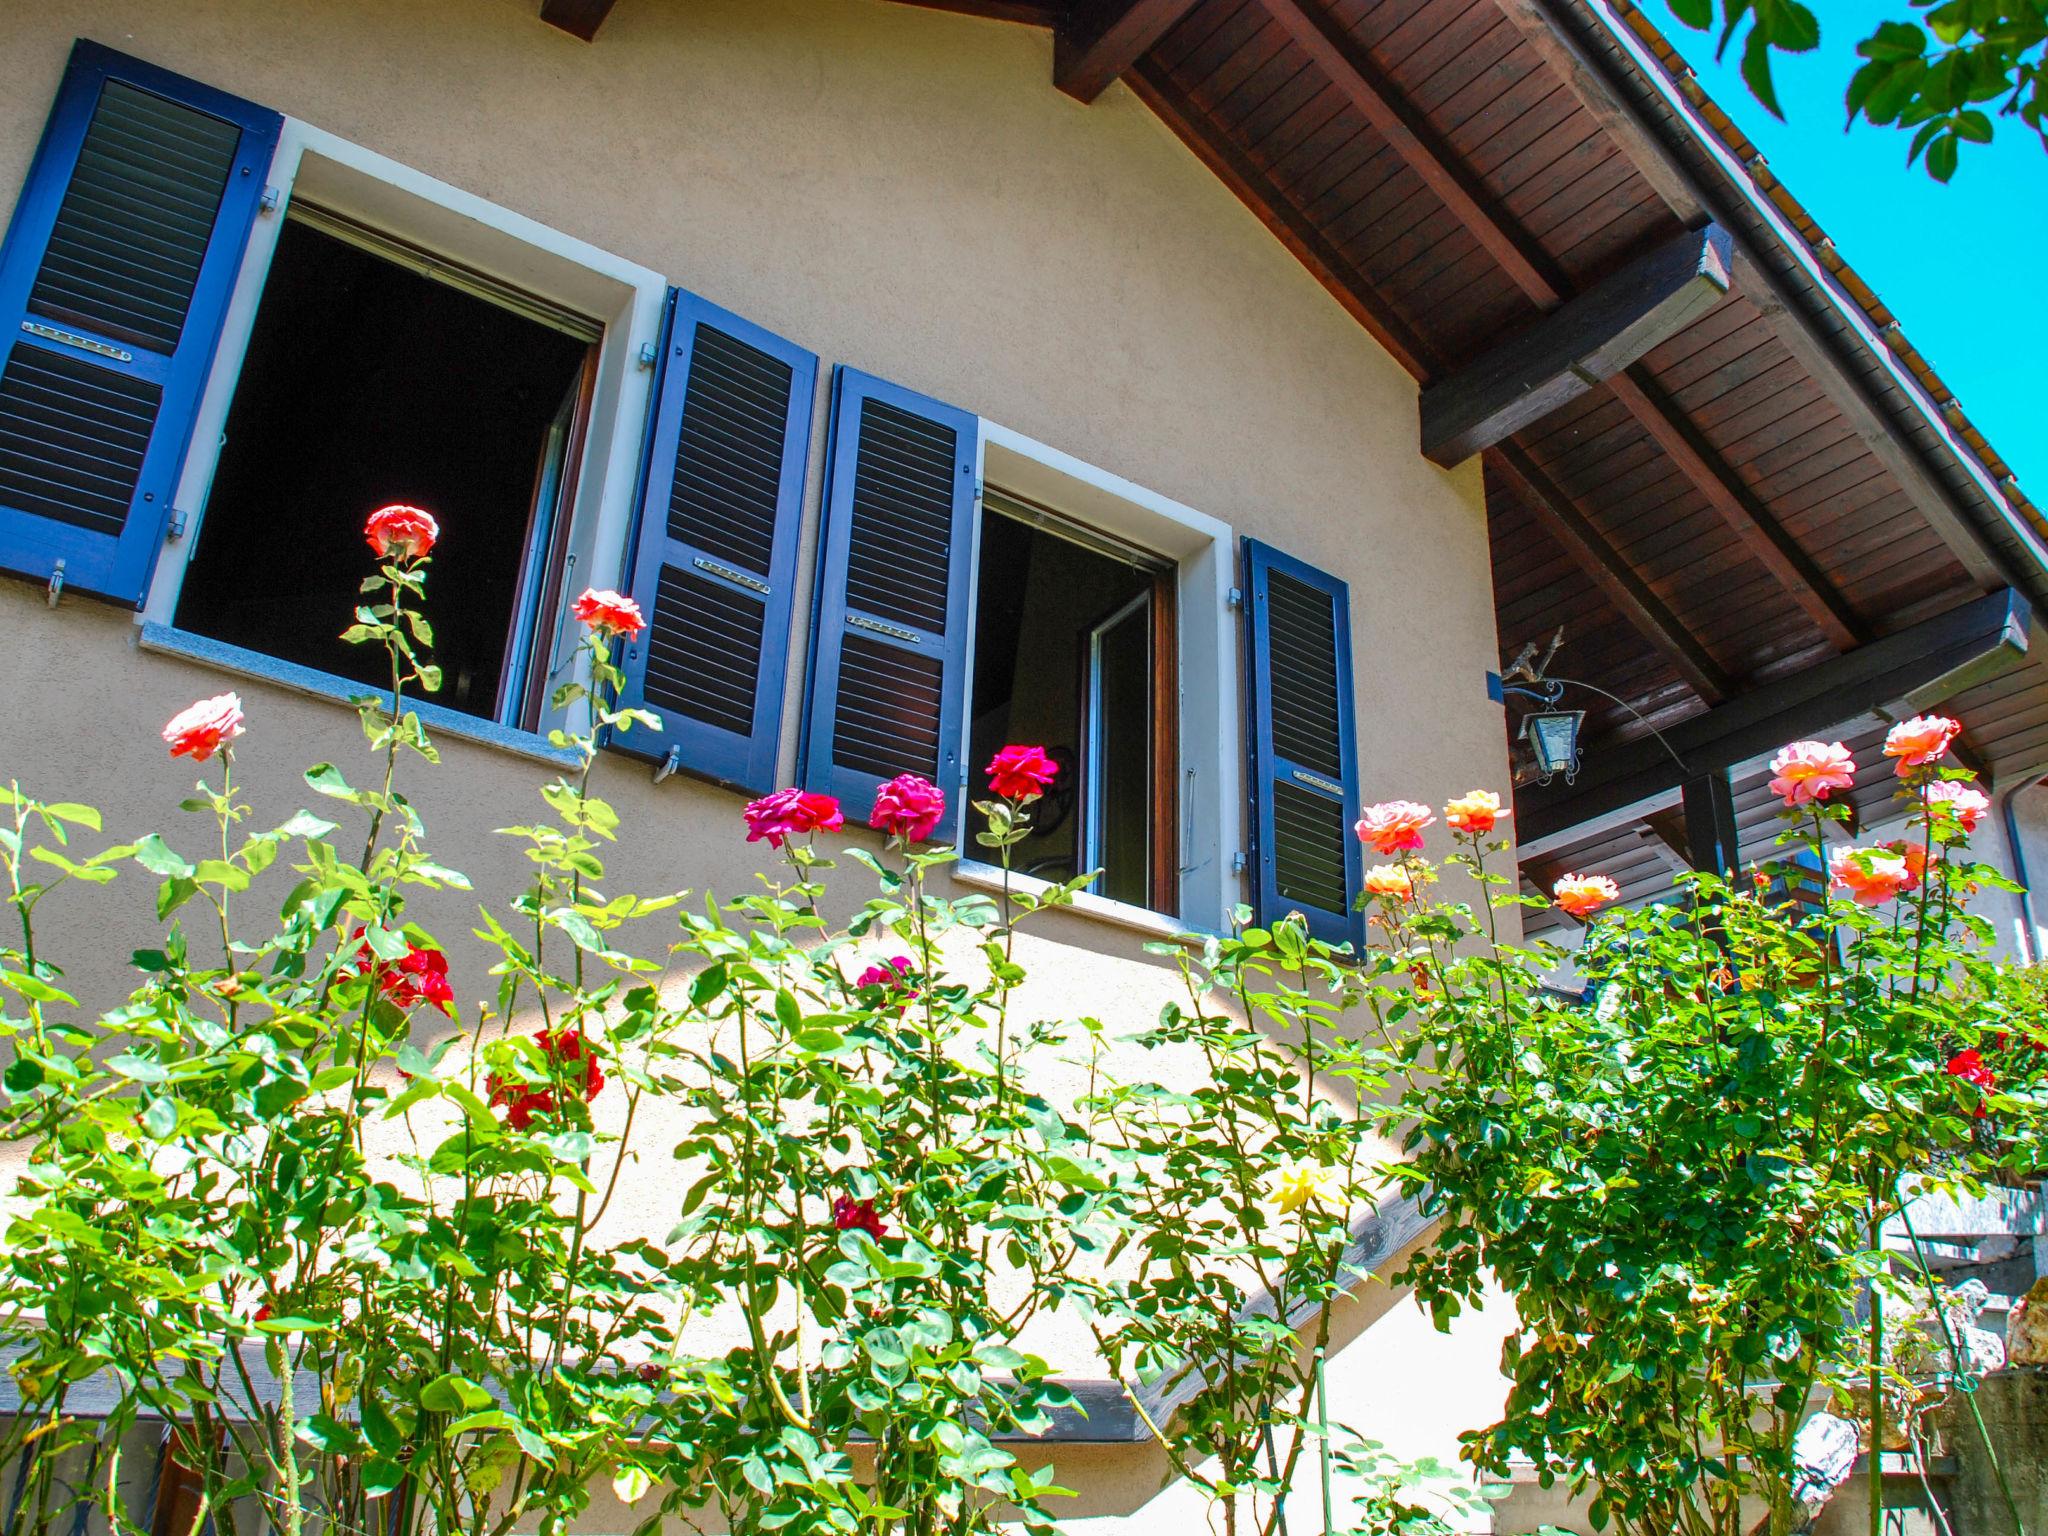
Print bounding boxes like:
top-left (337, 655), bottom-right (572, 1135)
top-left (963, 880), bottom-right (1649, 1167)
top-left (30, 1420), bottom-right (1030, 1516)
top-left (0, 0), bottom-right (1518, 1527)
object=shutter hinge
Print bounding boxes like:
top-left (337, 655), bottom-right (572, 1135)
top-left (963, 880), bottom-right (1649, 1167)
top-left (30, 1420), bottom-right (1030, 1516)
top-left (1226, 586), bottom-right (1245, 611)
top-left (637, 341), bottom-right (659, 369)
top-left (652, 746), bottom-right (683, 784)
top-left (46, 560), bottom-right (65, 608)
top-left (167, 509), bottom-right (190, 542)
top-left (1230, 851), bottom-right (1247, 875)
top-left (258, 186), bottom-right (283, 216)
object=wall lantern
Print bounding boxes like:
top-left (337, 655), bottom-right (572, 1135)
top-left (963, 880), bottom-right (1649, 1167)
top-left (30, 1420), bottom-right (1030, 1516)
top-left (1522, 708), bottom-right (1585, 786)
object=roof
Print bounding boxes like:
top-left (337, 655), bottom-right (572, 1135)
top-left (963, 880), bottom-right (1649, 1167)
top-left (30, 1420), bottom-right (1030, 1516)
top-left (869, 0), bottom-right (2046, 899)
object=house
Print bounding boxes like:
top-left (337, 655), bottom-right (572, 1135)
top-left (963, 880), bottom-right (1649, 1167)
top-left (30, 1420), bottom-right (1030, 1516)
top-left (0, 0), bottom-right (2039, 1531)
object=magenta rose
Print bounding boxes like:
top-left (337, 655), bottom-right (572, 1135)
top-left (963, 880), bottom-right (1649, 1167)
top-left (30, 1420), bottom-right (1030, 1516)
top-left (871, 774), bottom-right (946, 843)
top-left (743, 788), bottom-right (845, 850)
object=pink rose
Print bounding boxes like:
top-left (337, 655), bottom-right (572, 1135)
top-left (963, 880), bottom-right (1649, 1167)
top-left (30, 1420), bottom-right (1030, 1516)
top-left (364, 503), bottom-right (439, 562)
top-left (1924, 780), bottom-right (1990, 833)
top-left (986, 745), bottom-right (1058, 801)
top-left (162, 693), bottom-right (245, 762)
top-left (571, 587), bottom-right (646, 638)
top-left (856, 956), bottom-right (914, 991)
top-left (1767, 741), bottom-right (1856, 806)
top-left (1357, 800), bottom-right (1434, 855)
top-left (743, 788), bottom-right (845, 850)
top-left (1883, 715), bottom-right (1961, 769)
top-left (871, 774), bottom-right (946, 843)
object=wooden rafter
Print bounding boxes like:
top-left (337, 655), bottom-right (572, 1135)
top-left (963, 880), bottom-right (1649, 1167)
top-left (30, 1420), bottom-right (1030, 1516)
top-left (1489, 444), bottom-right (1732, 703)
top-left (1055, 0), bottom-right (1202, 103)
top-left (1256, 0), bottom-right (1570, 306)
top-left (1126, 60), bottom-right (1439, 380)
top-left (538, 0), bottom-right (616, 40)
top-left (1252, 0), bottom-right (1872, 664)
top-left (1420, 223), bottom-right (1733, 467)
top-left (1605, 367), bottom-right (1867, 650)
top-left (1516, 587), bottom-right (2031, 851)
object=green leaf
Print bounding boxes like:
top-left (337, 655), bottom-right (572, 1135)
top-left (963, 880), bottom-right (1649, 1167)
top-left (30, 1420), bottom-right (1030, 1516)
top-left (862, 1327), bottom-right (909, 1369)
top-left (421, 1373), bottom-right (494, 1414)
top-left (134, 834), bottom-right (194, 879)
top-left (3, 1058), bottom-right (44, 1093)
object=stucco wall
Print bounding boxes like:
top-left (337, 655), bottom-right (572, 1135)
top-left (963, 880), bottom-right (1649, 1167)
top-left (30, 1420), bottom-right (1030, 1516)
top-left (0, 0), bottom-right (1514, 1522)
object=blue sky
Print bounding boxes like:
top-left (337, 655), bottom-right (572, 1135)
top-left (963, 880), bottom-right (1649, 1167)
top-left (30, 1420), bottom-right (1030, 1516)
top-left (1657, 2), bottom-right (2047, 495)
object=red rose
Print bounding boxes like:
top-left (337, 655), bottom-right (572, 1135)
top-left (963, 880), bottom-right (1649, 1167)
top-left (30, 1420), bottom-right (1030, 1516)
top-left (488, 1029), bottom-right (603, 1129)
top-left (364, 503), bottom-right (439, 562)
top-left (1947, 1048), bottom-right (1996, 1118)
top-left (985, 745), bottom-right (1058, 801)
top-left (743, 788), bottom-right (845, 849)
top-left (349, 930), bottom-right (455, 1015)
top-left (871, 774), bottom-right (946, 843)
top-left (162, 693), bottom-right (245, 762)
top-left (832, 1194), bottom-right (889, 1241)
top-left (571, 587), bottom-right (646, 638)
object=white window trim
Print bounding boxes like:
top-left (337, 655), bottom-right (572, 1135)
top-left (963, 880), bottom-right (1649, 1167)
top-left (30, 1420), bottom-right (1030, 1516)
top-left (970, 422), bottom-right (1243, 933)
top-left (139, 118), bottom-right (668, 740)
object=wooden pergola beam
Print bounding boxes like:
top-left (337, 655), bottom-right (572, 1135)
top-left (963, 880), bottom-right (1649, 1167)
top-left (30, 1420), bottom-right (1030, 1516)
top-left (1490, 444), bottom-right (1731, 703)
top-left (1127, 60), bottom-right (1440, 379)
top-left (539, 0), bottom-right (615, 40)
top-left (1605, 366), bottom-right (1867, 650)
top-left (1516, 586), bottom-right (2032, 852)
top-left (1055, 0), bottom-right (1202, 103)
top-left (1420, 223), bottom-right (1732, 467)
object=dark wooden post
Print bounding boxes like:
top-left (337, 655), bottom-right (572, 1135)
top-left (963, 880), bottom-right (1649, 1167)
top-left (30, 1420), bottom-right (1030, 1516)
top-left (1681, 769), bottom-right (1740, 876)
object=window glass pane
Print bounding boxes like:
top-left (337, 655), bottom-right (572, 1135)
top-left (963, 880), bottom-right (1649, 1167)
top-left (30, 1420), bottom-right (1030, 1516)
top-left (1089, 595), bottom-right (1151, 906)
top-left (969, 504), bottom-right (1165, 906)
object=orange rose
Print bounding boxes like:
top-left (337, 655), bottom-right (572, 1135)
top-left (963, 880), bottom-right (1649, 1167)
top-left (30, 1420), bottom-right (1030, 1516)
top-left (1362, 863), bottom-right (1414, 901)
top-left (1883, 715), bottom-right (1961, 769)
top-left (1828, 845), bottom-right (1914, 906)
top-left (1444, 789), bottom-right (1506, 837)
top-left (364, 503), bottom-right (439, 562)
top-left (1552, 873), bottom-right (1619, 919)
top-left (162, 693), bottom-right (245, 762)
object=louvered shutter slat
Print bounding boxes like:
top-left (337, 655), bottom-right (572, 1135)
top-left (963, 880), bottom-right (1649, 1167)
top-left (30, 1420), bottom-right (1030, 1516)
top-left (798, 368), bottom-right (976, 839)
top-left (0, 42), bottom-right (279, 605)
top-left (613, 290), bottom-right (816, 793)
top-left (1245, 539), bottom-right (1364, 947)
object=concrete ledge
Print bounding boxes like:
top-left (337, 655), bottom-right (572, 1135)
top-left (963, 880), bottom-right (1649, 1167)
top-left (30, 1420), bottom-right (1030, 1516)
top-left (138, 623), bottom-right (583, 772)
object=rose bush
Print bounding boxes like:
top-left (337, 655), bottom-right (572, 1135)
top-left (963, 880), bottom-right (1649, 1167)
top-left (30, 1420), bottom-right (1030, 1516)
top-left (0, 498), bottom-right (2036, 1536)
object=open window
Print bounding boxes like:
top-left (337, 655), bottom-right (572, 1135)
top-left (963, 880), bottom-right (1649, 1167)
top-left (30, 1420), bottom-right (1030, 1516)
top-left (173, 208), bottom-right (599, 727)
top-left (968, 489), bottom-right (1178, 915)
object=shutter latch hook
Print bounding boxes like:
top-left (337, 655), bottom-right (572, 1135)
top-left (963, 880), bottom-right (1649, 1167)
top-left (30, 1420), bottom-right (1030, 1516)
top-left (652, 746), bottom-right (682, 784)
top-left (46, 560), bottom-right (64, 608)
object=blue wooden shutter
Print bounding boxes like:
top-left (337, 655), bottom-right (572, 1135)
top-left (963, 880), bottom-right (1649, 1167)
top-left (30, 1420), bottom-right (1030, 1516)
top-left (0, 42), bottom-right (279, 606)
top-left (799, 368), bottom-right (976, 840)
top-left (614, 290), bottom-right (817, 792)
top-left (1244, 538), bottom-right (1364, 948)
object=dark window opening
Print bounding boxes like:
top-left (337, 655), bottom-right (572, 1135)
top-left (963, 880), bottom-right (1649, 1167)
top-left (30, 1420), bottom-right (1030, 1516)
top-left (968, 496), bottom-right (1176, 913)
top-left (176, 214), bottom-right (594, 724)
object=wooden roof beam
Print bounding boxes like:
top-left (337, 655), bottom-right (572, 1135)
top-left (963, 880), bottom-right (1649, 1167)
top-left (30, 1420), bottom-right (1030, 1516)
top-left (1515, 586), bottom-right (2032, 853)
top-left (1605, 366), bottom-right (1868, 651)
top-left (1127, 60), bottom-right (1439, 379)
top-left (1490, 444), bottom-right (1732, 702)
top-left (1256, 0), bottom-right (1570, 306)
top-left (1420, 223), bottom-right (1732, 467)
top-left (539, 0), bottom-right (615, 40)
top-left (1055, 0), bottom-right (1202, 103)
